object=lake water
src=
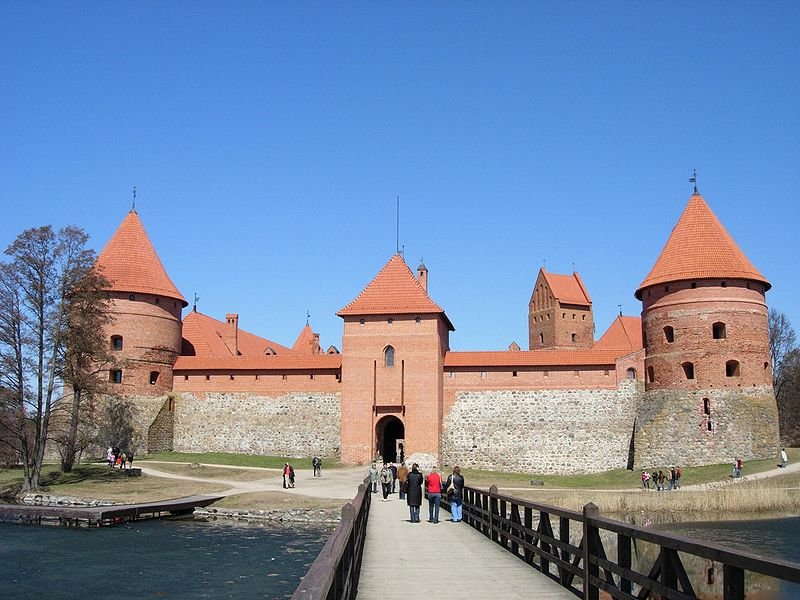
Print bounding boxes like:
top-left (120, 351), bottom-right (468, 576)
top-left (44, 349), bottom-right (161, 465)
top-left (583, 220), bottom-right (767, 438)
top-left (0, 518), bottom-right (330, 599)
top-left (657, 516), bottom-right (800, 599)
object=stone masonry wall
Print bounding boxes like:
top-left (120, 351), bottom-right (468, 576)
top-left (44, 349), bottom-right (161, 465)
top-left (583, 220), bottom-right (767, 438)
top-left (174, 392), bottom-right (341, 457)
top-left (441, 380), bottom-right (642, 474)
top-left (634, 386), bottom-right (779, 468)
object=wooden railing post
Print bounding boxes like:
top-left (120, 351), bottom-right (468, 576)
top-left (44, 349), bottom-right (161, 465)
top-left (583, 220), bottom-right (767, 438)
top-left (559, 516), bottom-right (571, 587)
top-left (489, 485), bottom-right (498, 543)
top-left (618, 532), bottom-right (631, 594)
top-left (583, 503), bottom-right (600, 600)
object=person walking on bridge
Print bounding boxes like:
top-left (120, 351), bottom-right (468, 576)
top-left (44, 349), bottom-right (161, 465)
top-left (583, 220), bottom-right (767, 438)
top-left (406, 463), bottom-right (423, 523)
top-left (426, 466), bottom-right (443, 524)
top-left (397, 462), bottom-right (409, 500)
top-left (443, 466), bottom-right (465, 522)
top-left (380, 464), bottom-right (393, 501)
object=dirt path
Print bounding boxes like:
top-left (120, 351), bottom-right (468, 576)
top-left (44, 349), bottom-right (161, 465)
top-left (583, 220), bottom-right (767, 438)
top-left (138, 463), bottom-right (368, 499)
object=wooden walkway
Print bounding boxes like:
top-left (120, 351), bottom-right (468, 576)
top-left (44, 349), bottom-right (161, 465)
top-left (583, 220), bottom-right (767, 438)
top-left (357, 495), bottom-right (575, 599)
top-left (0, 494), bottom-right (223, 526)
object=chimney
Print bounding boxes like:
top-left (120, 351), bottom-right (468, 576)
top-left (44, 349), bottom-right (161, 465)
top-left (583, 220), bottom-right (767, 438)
top-left (225, 313), bottom-right (239, 355)
top-left (417, 261), bottom-right (428, 293)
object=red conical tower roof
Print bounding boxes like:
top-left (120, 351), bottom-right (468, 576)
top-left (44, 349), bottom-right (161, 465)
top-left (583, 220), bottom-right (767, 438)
top-left (635, 193), bottom-right (770, 299)
top-left (337, 254), bottom-right (454, 330)
top-left (96, 210), bottom-right (188, 306)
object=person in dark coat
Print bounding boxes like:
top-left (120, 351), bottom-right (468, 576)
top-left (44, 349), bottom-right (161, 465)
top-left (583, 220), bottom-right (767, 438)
top-left (443, 465), bottom-right (465, 522)
top-left (405, 463), bottom-right (423, 523)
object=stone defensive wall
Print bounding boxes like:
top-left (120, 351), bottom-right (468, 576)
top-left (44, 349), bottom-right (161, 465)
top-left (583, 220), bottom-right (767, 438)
top-left (172, 391), bottom-right (341, 457)
top-left (441, 377), bottom-right (643, 474)
top-left (634, 385), bottom-right (779, 468)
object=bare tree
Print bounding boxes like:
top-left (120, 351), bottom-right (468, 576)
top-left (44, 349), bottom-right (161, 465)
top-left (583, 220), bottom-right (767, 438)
top-left (0, 225), bottom-right (107, 491)
top-left (769, 308), bottom-right (798, 398)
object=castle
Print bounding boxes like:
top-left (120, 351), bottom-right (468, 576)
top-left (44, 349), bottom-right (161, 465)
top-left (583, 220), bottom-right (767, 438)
top-left (95, 190), bottom-right (779, 473)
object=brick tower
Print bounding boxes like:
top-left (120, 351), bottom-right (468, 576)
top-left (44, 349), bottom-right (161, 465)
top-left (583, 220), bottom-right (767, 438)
top-left (337, 255), bottom-right (453, 464)
top-left (96, 209), bottom-right (187, 396)
top-left (633, 191), bottom-right (779, 466)
top-left (528, 268), bottom-right (594, 349)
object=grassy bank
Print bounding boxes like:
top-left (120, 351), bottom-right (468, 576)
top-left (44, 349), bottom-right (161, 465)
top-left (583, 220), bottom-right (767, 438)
top-left (139, 452), bottom-right (340, 470)
top-left (215, 492), bottom-right (344, 511)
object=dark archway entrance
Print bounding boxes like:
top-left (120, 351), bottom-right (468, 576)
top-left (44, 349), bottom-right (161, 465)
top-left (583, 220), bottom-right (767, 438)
top-left (375, 416), bottom-right (404, 463)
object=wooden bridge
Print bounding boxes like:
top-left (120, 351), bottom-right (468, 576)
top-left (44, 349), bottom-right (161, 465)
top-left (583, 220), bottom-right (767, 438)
top-left (0, 494), bottom-right (223, 527)
top-left (293, 481), bottom-right (800, 600)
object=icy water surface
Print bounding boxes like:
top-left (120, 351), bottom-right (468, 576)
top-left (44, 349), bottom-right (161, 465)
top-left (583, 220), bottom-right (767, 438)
top-left (0, 518), bottom-right (330, 599)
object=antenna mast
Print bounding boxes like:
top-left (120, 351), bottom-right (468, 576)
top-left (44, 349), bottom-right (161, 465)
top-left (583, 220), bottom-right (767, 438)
top-left (396, 195), bottom-right (400, 255)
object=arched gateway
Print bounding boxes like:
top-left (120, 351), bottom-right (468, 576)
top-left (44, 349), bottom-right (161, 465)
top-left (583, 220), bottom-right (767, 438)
top-left (376, 416), bottom-right (404, 463)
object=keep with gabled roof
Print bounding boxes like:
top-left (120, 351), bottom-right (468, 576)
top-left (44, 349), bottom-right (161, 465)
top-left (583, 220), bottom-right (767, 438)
top-left (535, 269), bottom-right (592, 307)
top-left (635, 193), bottom-right (770, 299)
top-left (181, 310), bottom-right (294, 358)
top-left (96, 210), bottom-right (188, 306)
top-left (337, 254), bottom-right (454, 330)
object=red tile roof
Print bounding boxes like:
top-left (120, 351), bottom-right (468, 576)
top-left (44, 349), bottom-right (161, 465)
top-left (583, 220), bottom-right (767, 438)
top-left (444, 349), bottom-right (625, 368)
top-left (541, 270), bottom-right (591, 307)
top-left (181, 310), bottom-right (294, 358)
top-left (292, 324), bottom-right (320, 354)
top-left (173, 354), bottom-right (341, 371)
top-left (636, 193), bottom-right (770, 298)
top-left (594, 316), bottom-right (643, 352)
top-left (337, 254), bottom-right (454, 330)
top-left (96, 210), bottom-right (187, 306)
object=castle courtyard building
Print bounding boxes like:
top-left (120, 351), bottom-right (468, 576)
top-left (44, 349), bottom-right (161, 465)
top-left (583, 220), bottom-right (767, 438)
top-left (95, 190), bottom-right (780, 473)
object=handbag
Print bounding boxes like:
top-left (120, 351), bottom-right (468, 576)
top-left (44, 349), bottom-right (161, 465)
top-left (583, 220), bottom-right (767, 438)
top-left (446, 476), bottom-right (456, 495)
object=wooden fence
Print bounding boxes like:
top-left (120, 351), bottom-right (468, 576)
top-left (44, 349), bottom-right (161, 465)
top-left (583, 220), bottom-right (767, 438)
top-left (291, 477), bottom-right (371, 600)
top-left (441, 485), bottom-right (800, 599)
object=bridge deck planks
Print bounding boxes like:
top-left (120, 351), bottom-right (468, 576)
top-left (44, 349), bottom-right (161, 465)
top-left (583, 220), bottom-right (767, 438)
top-left (357, 495), bottom-right (576, 599)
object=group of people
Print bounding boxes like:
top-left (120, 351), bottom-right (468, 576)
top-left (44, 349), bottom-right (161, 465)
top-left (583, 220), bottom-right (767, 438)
top-left (369, 461), bottom-right (465, 524)
top-left (640, 466), bottom-right (681, 491)
top-left (283, 463), bottom-right (296, 488)
top-left (106, 446), bottom-right (134, 469)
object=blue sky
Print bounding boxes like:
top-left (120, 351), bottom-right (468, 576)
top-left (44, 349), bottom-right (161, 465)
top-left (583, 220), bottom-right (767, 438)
top-left (2, 3), bottom-right (798, 351)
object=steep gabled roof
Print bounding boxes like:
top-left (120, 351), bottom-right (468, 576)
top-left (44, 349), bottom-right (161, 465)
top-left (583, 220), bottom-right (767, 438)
top-left (337, 254), bottom-right (454, 330)
top-left (181, 311), bottom-right (294, 358)
top-left (96, 210), bottom-right (188, 306)
top-left (539, 270), bottom-right (591, 307)
top-left (636, 193), bottom-right (770, 299)
top-left (292, 324), bottom-right (320, 355)
top-left (594, 316), bottom-right (643, 352)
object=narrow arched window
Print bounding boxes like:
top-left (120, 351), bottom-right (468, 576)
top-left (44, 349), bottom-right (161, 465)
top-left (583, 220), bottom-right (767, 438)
top-left (647, 366), bottom-right (655, 383)
top-left (726, 360), bottom-right (740, 377)
top-left (539, 333), bottom-right (544, 345)
top-left (682, 362), bottom-right (695, 380)
top-left (571, 333), bottom-right (577, 343)
top-left (626, 368), bottom-right (636, 380)
top-left (713, 322), bottom-right (726, 340)
top-left (664, 326), bottom-right (674, 343)
top-left (110, 370), bottom-right (123, 384)
top-left (111, 335), bottom-right (123, 351)
top-left (149, 371), bottom-right (159, 385)
top-left (384, 346), bottom-right (395, 368)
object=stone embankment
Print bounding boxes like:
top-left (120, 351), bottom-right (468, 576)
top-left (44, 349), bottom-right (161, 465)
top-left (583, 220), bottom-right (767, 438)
top-left (194, 506), bottom-right (341, 523)
top-left (20, 493), bottom-right (116, 507)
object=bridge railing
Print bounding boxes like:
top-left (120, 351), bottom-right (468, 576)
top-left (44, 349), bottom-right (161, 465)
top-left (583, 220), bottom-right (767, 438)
top-left (291, 476), bottom-right (371, 600)
top-left (441, 485), bottom-right (800, 599)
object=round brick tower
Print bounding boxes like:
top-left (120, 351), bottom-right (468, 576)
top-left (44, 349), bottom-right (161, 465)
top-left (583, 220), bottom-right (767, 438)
top-left (96, 209), bottom-right (187, 396)
top-left (633, 191), bottom-right (779, 467)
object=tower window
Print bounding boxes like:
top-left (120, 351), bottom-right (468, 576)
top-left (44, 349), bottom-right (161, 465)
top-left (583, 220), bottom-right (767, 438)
top-left (664, 326), bottom-right (675, 343)
top-left (388, 318), bottom-right (393, 325)
top-left (562, 313), bottom-right (566, 319)
top-left (626, 368), bottom-right (636, 380)
top-left (726, 360), bottom-right (740, 377)
top-left (150, 371), bottom-right (160, 385)
top-left (129, 294), bottom-right (135, 301)
top-left (481, 371), bottom-right (487, 379)
top-left (682, 362), bottom-right (695, 380)
top-left (512, 371), bottom-right (517, 377)
top-left (539, 333), bottom-right (544, 345)
top-left (385, 346), bottom-right (395, 368)
top-left (721, 281), bottom-right (727, 288)
top-left (359, 318), bottom-right (365, 326)
top-left (111, 336), bottom-right (123, 351)
top-left (110, 370), bottom-right (123, 384)
top-left (571, 333), bottom-right (577, 343)
top-left (647, 366), bottom-right (655, 383)
top-left (713, 322), bottom-right (727, 339)
top-left (703, 398), bottom-right (711, 415)
top-left (691, 282), bottom-right (697, 289)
